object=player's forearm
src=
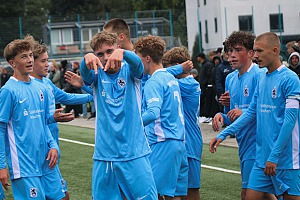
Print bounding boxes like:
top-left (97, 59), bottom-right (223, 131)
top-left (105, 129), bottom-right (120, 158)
top-left (166, 64), bottom-right (183, 76)
top-left (142, 107), bottom-right (160, 126)
top-left (0, 122), bottom-right (7, 169)
top-left (124, 50), bottom-right (144, 79)
top-left (268, 105), bottom-right (299, 164)
top-left (80, 59), bottom-right (95, 85)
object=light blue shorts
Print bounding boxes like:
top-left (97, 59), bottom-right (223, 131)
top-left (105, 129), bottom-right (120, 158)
top-left (42, 166), bottom-right (66, 200)
top-left (149, 139), bottom-right (188, 197)
top-left (56, 166), bottom-right (68, 193)
top-left (11, 176), bottom-right (45, 199)
top-left (0, 186), bottom-right (5, 200)
top-left (248, 165), bottom-right (300, 196)
top-left (187, 157), bottom-right (201, 189)
top-left (92, 156), bottom-right (157, 200)
top-left (240, 159), bottom-right (255, 189)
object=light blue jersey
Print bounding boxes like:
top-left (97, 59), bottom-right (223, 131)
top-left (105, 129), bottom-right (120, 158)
top-left (142, 68), bottom-right (185, 145)
top-left (34, 77), bottom-right (93, 144)
top-left (0, 187), bottom-right (4, 200)
top-left (223, 70), bottom-right (236, 114)
top-left (0, 77), bottom-right (59, 179)
top-left (178, 75), bottom-right (202, 160)
top-left (80, 50), bottom-right (150, 161)
top-left (218, 64), bottom-right (265, 162)
top-left (218, 65), bottom-right (300, 169)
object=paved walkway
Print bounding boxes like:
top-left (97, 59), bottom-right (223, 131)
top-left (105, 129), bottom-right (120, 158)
top-left (61, 117), bottom-right (238, 148)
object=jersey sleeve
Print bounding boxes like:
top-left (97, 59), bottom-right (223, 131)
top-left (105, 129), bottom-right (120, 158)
top-left (80, 58), bottom-right (96, 86)
top-left (268, 76), bottom-right (300, 164)
top-left (123, 50), bottom-right (144, 79)
top-left (142, 80), bottom-right (163, 125)
top-left (0, 122), bottom-right (7, 169)
top-left (52, 81), bottom-right (93, 104)
top-left (166, 64), bottom-right (183, 76)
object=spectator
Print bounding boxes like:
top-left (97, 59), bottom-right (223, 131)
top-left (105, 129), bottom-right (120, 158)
top-left (197, 53), bottom-right (214, 118)
top-left (49, 60), bottom-right (61, 89)
top-left (215, 48), bottom-right (234, 112)
top-left (287, 51), bottom-right (300, 79)
top-left (64, 61), bottom-right (83, 117)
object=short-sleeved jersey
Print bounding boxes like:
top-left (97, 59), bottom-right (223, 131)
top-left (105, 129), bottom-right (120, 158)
top-left (0, 77), bottom-right (58, 179)
top-left (220, 64), bottom-right (265, 162)
top-left (143, 69), bottom-right (185, 145)
top-left (80, 51), bottom-right (150, 161)
top-left (178, 75), bottom-right (202, 161)
top-left (254, 66), bottom-right (300, 169)
top-left (34, 77), bottom-right (93, 144)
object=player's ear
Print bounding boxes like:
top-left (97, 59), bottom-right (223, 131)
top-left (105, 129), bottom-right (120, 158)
top-left (146, 55), bottom-right (151, 63)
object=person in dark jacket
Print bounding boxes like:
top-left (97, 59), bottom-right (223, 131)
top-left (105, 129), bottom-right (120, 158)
top-left (197, 53), bottom-right (214, 118)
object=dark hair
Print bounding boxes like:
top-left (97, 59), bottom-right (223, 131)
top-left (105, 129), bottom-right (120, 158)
top-left (225, 31), bottom-right (256, 51)
top-left (197, 52), bottom-right (206, 59)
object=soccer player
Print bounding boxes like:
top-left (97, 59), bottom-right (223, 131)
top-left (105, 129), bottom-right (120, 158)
top-left (30, 38), bottom-right (94, 200)
top-left (210, 32), bottom-right (300, 200)
top-left (134, 35), bottom-right (188, 200)
top-left (80, 31), bottom-right (157, 199)
top-left (0, 37), bottom-right (60, 199)
top-left (210, 31), bottom-right (271, 200)
top-left (163, 47), bottom-right (202, 200)
top-left (103, 18), bottom-right (134, 51)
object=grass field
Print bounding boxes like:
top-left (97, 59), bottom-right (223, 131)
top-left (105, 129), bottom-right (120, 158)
top-left (4, 124), bottom-right (242, 199)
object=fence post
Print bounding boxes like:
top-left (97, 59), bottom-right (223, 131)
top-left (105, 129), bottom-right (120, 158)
top-left (169, 9), bottom-right (174, 48)
top-left (252, 6), bottom-right (255, 34)
top-left (19, 16), bottom-right (22, 39)
top-left (78, 14), bottom-right (83, 57)
top-left (48, 16), bottom-right (53, 58)
top-left (278, 4), bottom-right (282, 44)
top-left (135, 11), bottom-right (138, 38)
top-left (197, 6), bottom-right (202, 52)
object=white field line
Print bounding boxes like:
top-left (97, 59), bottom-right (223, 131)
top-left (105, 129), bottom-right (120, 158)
top-left (59, 137), bottom-right (241, 174)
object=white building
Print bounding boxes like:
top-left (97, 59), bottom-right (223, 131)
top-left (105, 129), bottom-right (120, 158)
top-left (185, 0), bottom-right (300, 54)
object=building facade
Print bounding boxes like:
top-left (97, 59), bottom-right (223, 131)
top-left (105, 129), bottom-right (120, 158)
top-left (186, 0), bottom-right (300, 55)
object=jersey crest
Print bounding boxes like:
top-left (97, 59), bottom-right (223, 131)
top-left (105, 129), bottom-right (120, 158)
top-left (272, 86), bottom-right (277, 98)
top-left (39, 90), bottom-right (44, 102)
top-left (244, 86), bottom-right (249, 97)
top-left (117, 77), bottom-right (126, 88)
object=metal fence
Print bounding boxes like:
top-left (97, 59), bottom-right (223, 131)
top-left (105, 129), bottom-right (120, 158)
top-left (0, 9), bottom-right (187, 63)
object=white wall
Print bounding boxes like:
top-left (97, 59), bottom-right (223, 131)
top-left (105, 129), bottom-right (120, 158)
top-left (186, 0), bottom-right (300, 54)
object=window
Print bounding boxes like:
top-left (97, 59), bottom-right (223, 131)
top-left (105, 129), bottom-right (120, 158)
top-left (81, 28), bottom-right (100, 44)
top-left (214, 17), bottom-right (218, 33)
top-left (204, 0), bottom-right (206, 5)
top-left (62, 29), bottom-right (72, 44)
top-left (239, 15), bottom-right (253, 32)
top-left (270, 13), bottom-right (284, 32)
top-left (205, 20), bottom-right (208, 43)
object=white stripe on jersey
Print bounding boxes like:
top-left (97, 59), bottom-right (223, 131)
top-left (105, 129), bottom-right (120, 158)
top-left (8, 119), bottom-right (20, 179)
top-left (286, 99), bottom-right (300, 109)
top-left (154, 117), bottom-right (165, 142)
top-left (292, 118), bottom-right (299, 169)
top-left (134, 78), bottom-right (142, 114)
